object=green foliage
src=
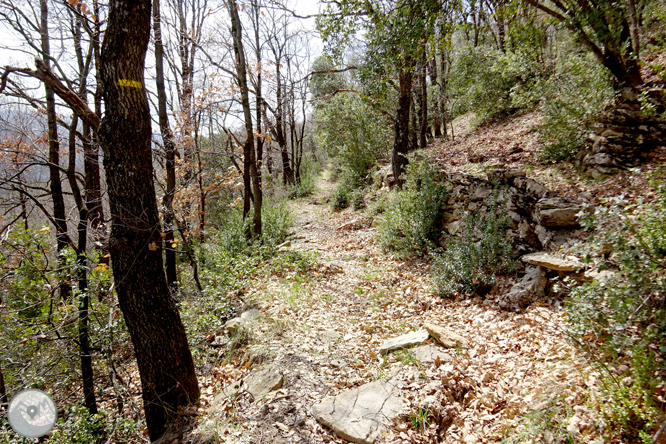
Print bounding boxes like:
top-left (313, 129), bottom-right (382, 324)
top-left (449, 46), bottom-right (544, 123)
top-left (0, 224), bottom-right (119, 408)
top-left (409, 407), bottom-right (429, 431)
top-left (432, 200), bottom-right (515, 296)
top-left (377, 160), bottom-right (449, 257)
top-left (184, 197), bottom-right (315, 364)
top-left (289, 156), bottom-right (321, 199)
top-left (310, 54), bottom-right (346, 99)
top-left (314, 92), bottom-right (391, 180)
top-left (539, 49), bottom-right (614, 162)
top-left (261, 198), bottom-right (293, 247)
top-left (499, 392), bottom-right (579, 444)
top-left (565, 183), bottom-right (666, 441)
top-left (332, 170), bottom-right (366, 211)
top-left (48, 406), bottom-right (105, 444)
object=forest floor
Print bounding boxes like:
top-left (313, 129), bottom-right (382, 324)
top-left (162, 115), bottom-right (632, 443)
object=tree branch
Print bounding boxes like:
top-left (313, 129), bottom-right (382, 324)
top-left (1, 60), bottom-right (100, 130)
top-left (311, 88), bottom-right (396, 121)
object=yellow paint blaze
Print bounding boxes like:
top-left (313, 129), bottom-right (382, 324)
top-left (117, 79), bottom-right (143, 88)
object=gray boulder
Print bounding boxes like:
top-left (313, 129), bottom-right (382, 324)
top-left (313, 378), bottom-right (403, 444)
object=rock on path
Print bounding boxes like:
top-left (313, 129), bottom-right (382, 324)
top-left (313, 377), bottom-right (404, 444)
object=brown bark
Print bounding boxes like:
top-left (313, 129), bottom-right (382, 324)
top-left (154, 0), bottom-right (178, 290)
top-left (41, 0), bottom-right (70, 301)
top-left (0, 362), bottom-right (7, 409)
top-left (97, 0), bottom-right (199, 439)
top-left (416, 56), bottom-right (428, 148)
top-left (523, 0), bottom-right (643, 89)
top-left (229, 0), bottom-right (262, 237)
top-left (275, 63), bottom-right (293, 186)
top-left (77, 206), bottom-right (98, 414)
top-left (393, 63), bottom-right (413, 187)
top-left (252, 0), bottom-right (264, 206)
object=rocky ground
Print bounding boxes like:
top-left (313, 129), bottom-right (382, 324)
top-left (159, 139), bottom-right (612, 443)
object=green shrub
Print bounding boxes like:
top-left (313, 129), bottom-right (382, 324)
top-left (538, 48), bottom-right (614, 162)
top-left (332, 170), bottom-right (365, 211)
top-left (47, 406), bottom-right (105, 444)
top-left (289, 156), bottom-right (322, 199)
top-left (261, 197), bottom-right (293, 247)
top-left (314, 92), bottom-right (391, 178)
top-left (432, 200), bottom-right (515, 296)
top-left (565, 182), bottom-right (666, 441)
top-left (449, 46), bottom-right (544, 123)
top-left (377, 160), bottom-right (448, 257)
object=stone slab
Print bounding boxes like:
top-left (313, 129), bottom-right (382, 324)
top-left (313, 379), bottom-right (403, 444)
top-left (412, 344), bottom-right (453, 364)
top-left (245, 364), bottom-right (283, 401)
top-left (522, 252), bottom-right (584, 271)
top-left (379, 329), bottom-right (429, 354)
top-left (424, 323), bottom-right (467, 348)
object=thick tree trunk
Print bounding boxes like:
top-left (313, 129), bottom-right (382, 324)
top-left (393, 65), bottom-right (413, 187)
top-left (153, 0), bottom-right (178, 290)
top-left (97, 0), bottom-right (199, 439)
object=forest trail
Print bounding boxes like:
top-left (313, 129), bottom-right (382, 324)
top-left (185, 169), bottom-right (600, 444)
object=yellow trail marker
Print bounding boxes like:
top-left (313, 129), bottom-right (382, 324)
top-left (118, 79), bottom-right (143, 88)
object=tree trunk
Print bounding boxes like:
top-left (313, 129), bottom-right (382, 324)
top-left (438, 48), bottom-right (448, 139)
top-left (417, 56), bottom-right (427, 148)
top-left (77, 206), bottom-right (98, 414)
top-left (430, 51), bottom-right (442, 138)
top-left (97, 0), bottom-right (199, 440)
top-left (393, 64), bottom-right (413, 187)
top-left (87, 0), bottom-right (105, 230)
top-left (41, 0), bottom-right (70, 300)
top-left (252, 0), bottom-right (264, 218)
top-left (153, 0), bottom-right (178, 290)
top-left (409, 93), bottom-right (418, 151)
top-left (229, 0), bottom-right (262, 238)
top-left (0, 362), bottom-right (7, 409)
top-left (275, 63), bottom-right (293, 186)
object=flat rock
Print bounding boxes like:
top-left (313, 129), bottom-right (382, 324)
top-left (240, 309), bottom-right (262, 321)
top-left (522, 252), bottom-right (584, 271)
top-left (244, 364), bottom-right (283, 401)
top-left (536, 197), bottom-right (582, 227)
top-left (224, 317), bottom-right (246, 334)
top-left (313, 378), bottom-right (403, 444)
top-left (379, 329), bottom-right (429, 354)
top-left (424, 323), bottom-right (467, 348)
top-left (412, 345), bottom-right (453, 364)
top-left (499, 266), bottom-right (547, 310)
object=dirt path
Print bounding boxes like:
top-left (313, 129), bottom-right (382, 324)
top-left (187, 171), bottom-right (600, 444)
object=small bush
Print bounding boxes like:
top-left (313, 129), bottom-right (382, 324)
top-left (261, 198), bottom-right (293, 247)
top-left (289, 156), bottom-right (321, 199)
top-left (565, 182), bottom-right (666, 441)
top-left (432, 201), bottom-right (515, 296)
top-left (377, 160), bottom-right (448, 257)
top-left (332, 170), bottom-right (366, 211)
top-left (538, 48), bottom-right (614, 162)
